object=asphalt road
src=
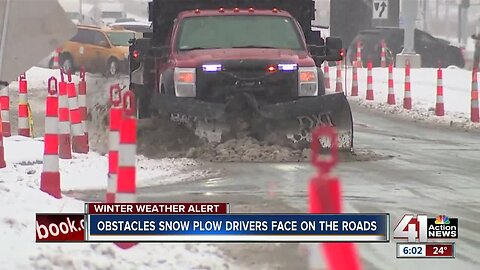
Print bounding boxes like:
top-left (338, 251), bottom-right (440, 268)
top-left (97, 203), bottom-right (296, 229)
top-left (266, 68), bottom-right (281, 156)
top-left (71, 102), bottom-right (480, 270)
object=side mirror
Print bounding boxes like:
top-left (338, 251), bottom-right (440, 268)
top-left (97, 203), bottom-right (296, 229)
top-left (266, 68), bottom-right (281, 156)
top-left (325, 37), bottom-right (343, 61)
top-left (308, 37), bottom-right (326, 65)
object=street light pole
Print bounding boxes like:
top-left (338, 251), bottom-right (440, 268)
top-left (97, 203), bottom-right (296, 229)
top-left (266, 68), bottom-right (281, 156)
top-left (79, 0), bottom-right (83, 23)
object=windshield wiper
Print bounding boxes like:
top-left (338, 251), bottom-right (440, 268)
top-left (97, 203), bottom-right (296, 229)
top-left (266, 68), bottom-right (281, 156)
top-left (231, 45), bottom-right (278, 49)
top-left (179, 46), bottom-right (220, 51)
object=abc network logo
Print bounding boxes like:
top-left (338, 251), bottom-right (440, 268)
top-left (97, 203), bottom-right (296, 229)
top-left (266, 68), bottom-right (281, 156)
top-left (393, 214), bottom-right (458, 243)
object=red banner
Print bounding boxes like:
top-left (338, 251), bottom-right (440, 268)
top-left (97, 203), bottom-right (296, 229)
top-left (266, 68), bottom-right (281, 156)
top-left (36, 214), bottom-right (84, 242)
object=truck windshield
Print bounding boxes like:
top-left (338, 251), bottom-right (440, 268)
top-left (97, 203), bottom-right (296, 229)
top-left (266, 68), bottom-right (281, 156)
top-left (177, 15), bottom-right (304, 51)
top-left (106, 32), bottom-right (135, 46)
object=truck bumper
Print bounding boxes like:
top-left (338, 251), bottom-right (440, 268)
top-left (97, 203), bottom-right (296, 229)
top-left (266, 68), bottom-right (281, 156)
top-left (151, 92), bottom-right (350, 122)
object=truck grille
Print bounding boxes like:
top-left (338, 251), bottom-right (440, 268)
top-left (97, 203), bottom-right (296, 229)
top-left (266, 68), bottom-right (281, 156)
top-left (196, 60), bottom-right (298, 104)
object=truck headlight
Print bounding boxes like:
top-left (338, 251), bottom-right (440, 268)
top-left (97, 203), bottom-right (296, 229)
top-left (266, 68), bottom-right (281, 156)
top-left (174, 68), bottom-right (196, 97)
top-left (298, 67), bottom-right (318, 96)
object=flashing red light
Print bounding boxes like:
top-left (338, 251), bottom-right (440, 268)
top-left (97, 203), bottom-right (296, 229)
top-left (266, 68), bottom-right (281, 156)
top-left (234, 7), bottom-right (240, 12)
top-left (132, 50), bottom-right (140, 59)
top-left (339, 49), bottom-right (345, 58)
top-left (267, 65), bottom-right (276, 73)
top-left (219, 7), bottom-right (225, 13)
top-left (248, 7), bottom-right (254, 12)
top-left (272, 8), bottom-right (279, 13)
top-left (194, 9), bottom-right (200, 13)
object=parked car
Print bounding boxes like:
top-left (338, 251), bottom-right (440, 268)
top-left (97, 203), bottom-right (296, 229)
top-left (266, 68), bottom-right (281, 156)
top-left (347, 27), bottom-right (465, 68)
top-left (59, 25), bottom-right (135, 76)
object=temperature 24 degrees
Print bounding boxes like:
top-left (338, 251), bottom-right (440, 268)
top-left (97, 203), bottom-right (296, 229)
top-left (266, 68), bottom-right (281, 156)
top-left (396, 243), bottom-right (455, 258)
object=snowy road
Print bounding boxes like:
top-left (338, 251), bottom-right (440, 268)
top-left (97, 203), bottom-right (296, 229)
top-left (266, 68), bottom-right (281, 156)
top-left (71, 102), bottom-right (480, 269)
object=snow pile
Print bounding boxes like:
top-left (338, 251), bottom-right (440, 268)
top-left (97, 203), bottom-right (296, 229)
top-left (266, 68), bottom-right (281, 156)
top-left (332, 66), bottom-right (480, 129)
top-left (2, 136), bottom-right (214, 191)
top-left (18, 67), bottom-right (79, 90)
top-left (0, 136), bottom-right (235, 269)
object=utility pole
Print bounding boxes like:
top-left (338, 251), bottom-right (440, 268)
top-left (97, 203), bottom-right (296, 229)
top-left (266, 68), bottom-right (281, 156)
top-left (423, 0), bottom-right (428, 31)
top-left (79, 0), bottom-right (83, 23)
top-left (459, 0), bottom-right (469, 47)
top-left (396, 0), bottom-right (421, 68)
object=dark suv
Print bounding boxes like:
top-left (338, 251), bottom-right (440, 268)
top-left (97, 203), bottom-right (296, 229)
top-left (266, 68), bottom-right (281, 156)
top-left (347, 27), bottom-right (465, 68)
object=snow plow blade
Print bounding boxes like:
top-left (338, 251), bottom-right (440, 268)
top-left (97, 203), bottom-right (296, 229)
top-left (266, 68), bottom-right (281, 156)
top-left (257, 93), bottom-right (354, 151)
top-left (151, 92), bottom-right (353, 151)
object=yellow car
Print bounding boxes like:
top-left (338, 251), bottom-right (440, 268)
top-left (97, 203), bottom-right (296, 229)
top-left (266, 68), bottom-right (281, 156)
top-left (59, 25), bottom-right (135, 76)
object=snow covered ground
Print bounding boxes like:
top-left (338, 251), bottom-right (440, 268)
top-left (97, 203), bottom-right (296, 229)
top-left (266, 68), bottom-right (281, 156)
top-left (0, 136), bottom-right (233, 269)
top-left (326, 65), bottom-right (480, 130)
top-left (2, 136), bottom-right (214, 191)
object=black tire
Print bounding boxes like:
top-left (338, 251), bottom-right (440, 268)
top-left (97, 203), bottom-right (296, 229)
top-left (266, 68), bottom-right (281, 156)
top-left (106, 58), bottom-right (118, 77)
top-left (59, 53), bottom-right (74, 74)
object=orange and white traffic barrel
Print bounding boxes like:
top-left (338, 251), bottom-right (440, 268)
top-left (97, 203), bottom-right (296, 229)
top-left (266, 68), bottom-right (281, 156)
top-left (435, 68), bottom-right (445, 116)
top-left (387, 63), bottom-right (395, 105)
top-left (0, 82), bottom-right (10, 137)
top-left (18, 73), bottom-right (30, 137)
top-left (116, 90), bottom-right (137, 203)
top-left (66, 72), bottom-right (85, 153)
top-left (107, 84), bottom-right (123, 203)
top-left (58, 70), bottom-right (72, 159)
top-left (77, 68), bottom-right (89, 153)
top-left (403, 60), bottom-right (412, 110)
top-left (40, 77), bottom-right (61, 198)
top-left (366, 60), bottom-right (374, 101)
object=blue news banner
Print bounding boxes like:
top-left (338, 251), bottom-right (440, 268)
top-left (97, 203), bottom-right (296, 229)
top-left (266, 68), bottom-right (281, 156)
top-left (86, 214), bottom-right (389, 242)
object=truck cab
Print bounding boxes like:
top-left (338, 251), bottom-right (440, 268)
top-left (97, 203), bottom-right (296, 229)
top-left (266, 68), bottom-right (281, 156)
top-left (129, 0), bottom-right (353, 150)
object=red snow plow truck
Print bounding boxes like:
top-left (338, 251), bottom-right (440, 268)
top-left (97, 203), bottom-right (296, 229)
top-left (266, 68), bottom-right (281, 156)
top-left (129, 0), bottom-right (353, 151)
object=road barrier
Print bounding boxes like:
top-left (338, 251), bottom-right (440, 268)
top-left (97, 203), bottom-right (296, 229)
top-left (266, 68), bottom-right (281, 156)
top-left (351, 64), bottom-right (358, 96)
top-left (115, 89), bottom-right (138, 250)
top-left (107, 84), bottom-right (123, 203)
top-left (0, 110), bottom-right (5, 168)
top-left (117, 90), bottom-right (136, 203)
top-left (0, 83), bottom-right (10, 137)
top-left (52, 48), bottom-right (60, 69)
top-left (403, 60), bottom-right (412, 110)
top-left (18, 73), bottom-right (30, 137)
top-left (380, 40), bottom-right (387, 68)
top-left (77, 68), bottom-right (89, 153)
top-left (387, 63), bottom-right (395, 105)
top-left (58, 71), bottom-right (72, 159)
top-left (435, 68), bottom-right (445, 117)
top-left (471, 68), bottom-right (479, 122)
top-left (308, 126), bottom-right (362, 270)
top-left (323, 62), bottom-right (330, 89)
top-left (67, 72), bottom-right (85, 154)
top-left (40, 77), bottom-right (61, 198)
top-left (366, 60), bottom-right (374, 101)
top-left (354, 41), bottom-right (362, 68)
top-left (335, 61), bottom-right (343, 93)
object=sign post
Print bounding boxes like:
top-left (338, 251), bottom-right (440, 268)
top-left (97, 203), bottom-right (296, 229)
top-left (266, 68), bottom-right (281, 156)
top-left (373, 0), bottom-right (389, 19)
top-left (372, 0), bottom-right (400, 27)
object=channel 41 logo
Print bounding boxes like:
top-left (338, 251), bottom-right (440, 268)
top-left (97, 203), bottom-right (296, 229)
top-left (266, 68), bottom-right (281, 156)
top-left (393, 214), bottom-right (458, 242)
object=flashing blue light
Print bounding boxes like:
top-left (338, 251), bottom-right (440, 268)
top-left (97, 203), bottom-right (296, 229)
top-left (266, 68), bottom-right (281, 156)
top-left (278, 64), bottom-right (298, 71)
top-left (202, 64), bottom-right (222, 72)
